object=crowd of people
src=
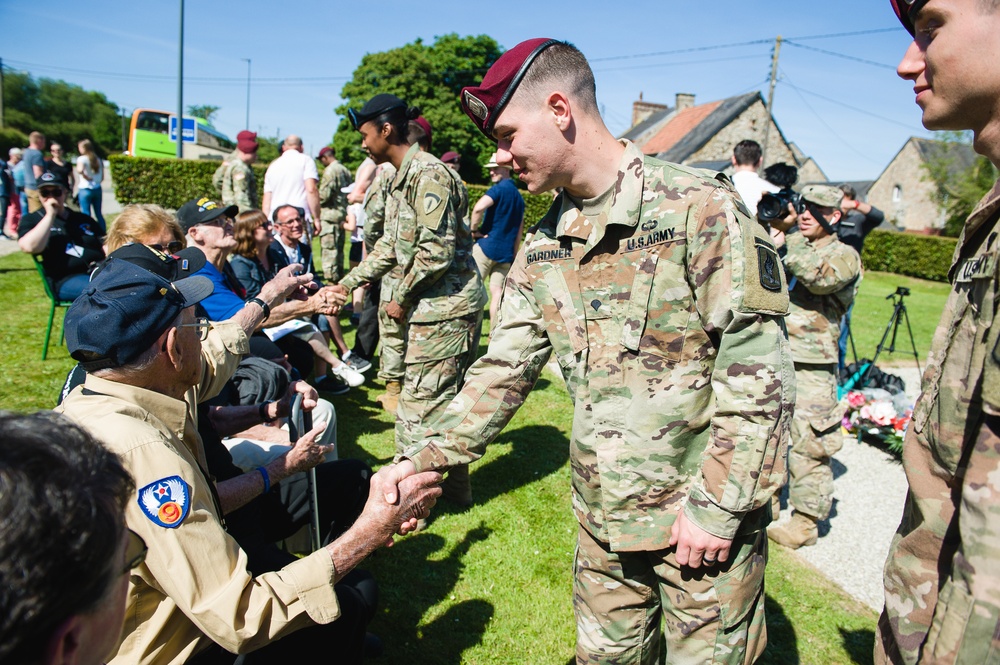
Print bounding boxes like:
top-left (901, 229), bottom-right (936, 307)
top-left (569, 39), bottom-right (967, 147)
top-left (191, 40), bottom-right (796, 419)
top-left (3, 2), bottom-right (1000, 662)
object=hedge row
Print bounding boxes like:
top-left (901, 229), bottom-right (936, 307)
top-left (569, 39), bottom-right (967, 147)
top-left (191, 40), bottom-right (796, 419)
top-left (861, 229), bottom-right (957, 283)
top-left (110, 154), bottom-right (266, 209)
top-left (466, 183), bottom-right (555, 228)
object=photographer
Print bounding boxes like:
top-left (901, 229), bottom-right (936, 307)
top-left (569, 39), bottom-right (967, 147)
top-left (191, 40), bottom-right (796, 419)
top-left (756, 163), bottom-right (801, 249)
top-left (766, 184), bottom-right (862, 549)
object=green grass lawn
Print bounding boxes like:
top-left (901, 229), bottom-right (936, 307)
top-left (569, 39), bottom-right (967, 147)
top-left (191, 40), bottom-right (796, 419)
top-left (3, 249), bottom-right (952, 663)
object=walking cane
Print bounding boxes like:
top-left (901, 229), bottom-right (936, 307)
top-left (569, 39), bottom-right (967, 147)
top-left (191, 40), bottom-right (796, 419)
top-left (289, 393), bottom-right (322, 553)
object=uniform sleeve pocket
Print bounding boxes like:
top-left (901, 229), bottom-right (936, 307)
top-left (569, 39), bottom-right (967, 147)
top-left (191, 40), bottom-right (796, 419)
top-left (621, 251), bottom-right (656, 352)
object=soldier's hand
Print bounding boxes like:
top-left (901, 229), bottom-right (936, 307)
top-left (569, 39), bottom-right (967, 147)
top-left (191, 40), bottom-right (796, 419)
top-left (360, 465), bottom-right (442, 542)
top-left (321, 285), bottom-right (349, 307)
top-left (769, 203), bottom-right (798, 233)
top-left (669, 509), bottom-right (733, 569)
top-left (384, 300), bottom-right (407, 321)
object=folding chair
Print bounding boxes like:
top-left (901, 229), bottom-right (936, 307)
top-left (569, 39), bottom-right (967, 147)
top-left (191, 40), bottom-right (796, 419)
top-left (33, 255), bottom-right (74, 360)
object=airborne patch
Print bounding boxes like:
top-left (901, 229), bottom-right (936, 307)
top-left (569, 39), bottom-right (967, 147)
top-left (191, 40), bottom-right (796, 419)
top-left (463, 91), bottom-right (489, 123)
top-left (416, 179), bottom-right (450, 231)
top-left (758, 245), bottom-right (782, 292)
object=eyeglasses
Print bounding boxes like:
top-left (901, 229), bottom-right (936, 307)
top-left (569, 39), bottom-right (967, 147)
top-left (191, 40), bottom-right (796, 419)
top-left (176, 316), bottom-right (211, 341)
top-left (280, 216), bottom-right (304, 226)
top-left (122, 529), bottom-right (148, 575)
top-left (149, 241), bottom-right (185, 254)
top-left (39, 188), bottom-right (64, 198)
top-left (199, 216), bottom-right (232, 228)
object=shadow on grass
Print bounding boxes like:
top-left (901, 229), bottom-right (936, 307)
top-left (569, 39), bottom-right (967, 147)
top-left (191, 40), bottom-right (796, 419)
top-left (839, 627), bottom-right (876, 665)
top-left (759, 593), bottom-right (799, 664)
top-left (369, 525), bottom-right (494, 663)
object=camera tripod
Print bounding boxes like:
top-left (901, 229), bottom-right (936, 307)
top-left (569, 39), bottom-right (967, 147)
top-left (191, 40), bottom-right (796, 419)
top-left (856, 286), bottom-right (922, 388)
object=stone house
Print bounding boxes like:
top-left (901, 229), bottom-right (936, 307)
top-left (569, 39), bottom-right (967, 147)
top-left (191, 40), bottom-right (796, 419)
top-left (620, 91), bottom-right (827, 184)
top-left (867, 137), bottom-right (978, 233)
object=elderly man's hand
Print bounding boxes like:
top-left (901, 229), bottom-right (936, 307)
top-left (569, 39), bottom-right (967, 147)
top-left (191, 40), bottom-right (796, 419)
top-left (307, 290), bottom-right (339, 316)
top-left (282, 420), bottom-right (333, 475)
top-left (355, 466), bottom-right (442, 546)
top-left (275, 380), bottom-right (319, 419)
top-left (321, 285), bottom-right (349, 307)
top-left (260, 263), bottom-right (314, 305)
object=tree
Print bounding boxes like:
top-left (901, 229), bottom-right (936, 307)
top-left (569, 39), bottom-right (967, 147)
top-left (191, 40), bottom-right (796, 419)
top-left (332, 34), bottom-right (503, 184)
top-left (1, 70), bottom-right (124, 156)
top-left (187, 104), bottom-right (221, 124)
top-left (922, 131), bottom-right (999, 237)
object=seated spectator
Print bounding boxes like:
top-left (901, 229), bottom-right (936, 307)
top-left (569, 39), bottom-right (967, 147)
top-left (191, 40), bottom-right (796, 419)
top-left (270, 203), bottom-right (371, 374)
top-left (226, 204), bottom-right (364, 394)
top-left (105, 202), bottom-right (186, 254)
top-left (56, 256), bottom-right (441, 663)
top-left (0, 410), bottom-right (137, 665)
top-left (17, 171), bottom-right (104, 300)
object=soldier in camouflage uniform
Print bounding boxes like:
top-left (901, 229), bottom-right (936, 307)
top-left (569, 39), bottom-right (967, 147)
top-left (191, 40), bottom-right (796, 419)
top-left (333, 95), bottom-right (485, 504)
top-left (874, 2), bottom-right (1000, 663)
top-left (364, 162), bottom-right (407, 412)
top-left (381, 39), bottom-right (794, 663)
top-left (317, 146), bottom-right (353, 281)
top-left (219, 132), bottom-right (259, 213)
top-left (765, 184), bottom-right (860, 549)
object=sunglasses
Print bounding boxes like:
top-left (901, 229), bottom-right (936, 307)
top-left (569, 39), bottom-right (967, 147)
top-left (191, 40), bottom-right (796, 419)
top-left (39, 188), bottom-right (64, 198)
top-left (198, 216), bottom-right (232, 228)
top-left (176, 316), bottom-right (211, 341)
top-left (149, 241), bottom-right (185, 254)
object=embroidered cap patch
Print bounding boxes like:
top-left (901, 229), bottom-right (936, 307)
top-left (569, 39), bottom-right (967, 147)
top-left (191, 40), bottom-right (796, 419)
top-left (138, 476), bottom-right (191, 528)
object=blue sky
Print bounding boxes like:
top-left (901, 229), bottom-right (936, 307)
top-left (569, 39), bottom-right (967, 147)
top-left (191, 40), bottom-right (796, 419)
top-left (3, 0), bottom-right (929, 182)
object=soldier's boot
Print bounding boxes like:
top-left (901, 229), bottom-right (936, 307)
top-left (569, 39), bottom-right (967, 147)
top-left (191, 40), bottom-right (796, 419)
top-left (375, 380), bottom-right (402, 414)
top-left (439, 464), bottom-right (473, 507)
top-left (771, 494), bottom-right (781, 522)
top-left (766, 511), bottom-right (818, 549)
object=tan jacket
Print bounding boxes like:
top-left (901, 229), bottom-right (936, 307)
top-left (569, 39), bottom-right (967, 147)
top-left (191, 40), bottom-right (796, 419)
top-left (56, 322), bottom-right (340, 665)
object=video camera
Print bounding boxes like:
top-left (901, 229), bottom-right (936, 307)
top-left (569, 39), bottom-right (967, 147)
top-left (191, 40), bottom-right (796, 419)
top-left (757, 189), bottom-right (805, 224)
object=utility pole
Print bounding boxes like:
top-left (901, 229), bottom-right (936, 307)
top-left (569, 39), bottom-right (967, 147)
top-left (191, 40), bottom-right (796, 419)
top-left (0, 57), bottom-right (5, 129)
top-left (761, 35), bottom-right (782, 169)
top-left (242, 58), bottom-right (251, 129)
top-left (176, 0), bottom-right (185, 159)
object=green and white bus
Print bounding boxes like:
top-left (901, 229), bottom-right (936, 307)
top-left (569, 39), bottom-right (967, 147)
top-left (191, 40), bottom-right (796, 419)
top-left (126, 109), bottom-right (235, 160)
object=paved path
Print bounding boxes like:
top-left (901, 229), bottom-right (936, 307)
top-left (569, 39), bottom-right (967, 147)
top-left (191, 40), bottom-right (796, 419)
top-left (773, 364), bottom-right (922, 611)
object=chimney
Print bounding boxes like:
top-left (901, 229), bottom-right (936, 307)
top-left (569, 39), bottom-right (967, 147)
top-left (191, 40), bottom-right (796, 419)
top-left (675, 93), bottom-right (695, 111)
top-left (631, 92), bottom-right (669, 128)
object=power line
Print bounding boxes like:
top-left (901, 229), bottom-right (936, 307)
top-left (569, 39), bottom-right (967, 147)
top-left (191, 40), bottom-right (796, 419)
top-left (779, 76), bottom-right (918, 130)
top-left (1, 59), bottom-right (350, 83)
top-left (783, 41), bottom-right (898, 70)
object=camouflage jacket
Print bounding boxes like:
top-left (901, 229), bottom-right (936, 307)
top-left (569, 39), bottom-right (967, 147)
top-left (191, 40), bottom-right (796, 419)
top-left (783, 232), bottom-right (861, 364)
top-left (362, 164), bottom-right (395, 255)
top-left (340, 144), bottom-right (485, 322)
top-left (318, 159), bottom-right (352, 225)
top-left (403, 141), bottom-right (795, 549)
top-left (212, 149), bottom-right (239, 195)
top-left (879, 179), bottom-right (1000, 664)
top-left (221, 159), bottom-right (257, 213)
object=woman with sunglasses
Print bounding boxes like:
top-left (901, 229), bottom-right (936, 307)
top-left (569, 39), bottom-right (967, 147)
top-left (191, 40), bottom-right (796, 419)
top-left (104, 203), bottom-right (185, 254)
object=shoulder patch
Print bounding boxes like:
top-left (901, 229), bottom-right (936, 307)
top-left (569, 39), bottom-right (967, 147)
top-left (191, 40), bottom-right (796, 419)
top-left (416, 178), bottom-right (450, 231)
top-left (138, 475), bottom-right (191, 528)
top-left (742, 236), bottom-right (789, 315)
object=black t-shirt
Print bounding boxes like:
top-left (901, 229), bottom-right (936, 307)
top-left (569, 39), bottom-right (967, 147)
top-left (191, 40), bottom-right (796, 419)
top-left (44, 159), bottom-right (74, 185)
top-left (18, 209), bottom-right (105, 285)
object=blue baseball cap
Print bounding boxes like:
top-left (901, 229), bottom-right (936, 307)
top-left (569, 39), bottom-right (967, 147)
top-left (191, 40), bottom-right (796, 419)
top-left (66, 259), bottom-right (214, 371)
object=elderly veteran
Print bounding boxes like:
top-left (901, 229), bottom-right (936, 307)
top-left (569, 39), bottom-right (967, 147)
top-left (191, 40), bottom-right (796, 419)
top-left (56, 257), bottom-right (442, 664)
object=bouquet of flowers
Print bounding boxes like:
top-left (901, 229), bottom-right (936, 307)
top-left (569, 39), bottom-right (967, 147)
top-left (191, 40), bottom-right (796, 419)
top-left (843, 388), bottom-right (912, 456)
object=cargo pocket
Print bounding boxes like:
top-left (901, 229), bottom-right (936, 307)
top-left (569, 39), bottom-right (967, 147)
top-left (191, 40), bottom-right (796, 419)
top-left (713, 537), bottom-right (766, 631)
top-left (404, 324), bottom-right (470, 401)
top-left (925, 580), bottom-right (976, 662)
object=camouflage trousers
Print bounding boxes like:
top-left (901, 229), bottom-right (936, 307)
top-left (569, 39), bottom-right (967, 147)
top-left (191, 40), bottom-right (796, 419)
top-left (787, 363), bottom-right (844, 521)
top-left (875, 413), bottom-right (1000, 665)
top-left (395, 312), bottom-right (481, 453)
top-left (376, 278), bottom-right (406, 383)
top-left (320, 220), bottom-right (344, 282)
top-left (574, 525), bottom-right (768, 665)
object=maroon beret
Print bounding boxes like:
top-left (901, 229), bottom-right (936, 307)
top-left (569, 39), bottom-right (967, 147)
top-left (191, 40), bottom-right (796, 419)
top-left (317, 146), bottom-right (335, 159)
top-left (236, 129), bottom-right (258, 153)
top-left (236, 130), bottom-right (257, 142)
top-left (461, 38), bottom-right (560, 139)
top-left (889, 0), bottom-right (928, 36)
top-left (440, 151), bottom-right (461, 164)
top-left (413, 116), bottom-right (433, 146)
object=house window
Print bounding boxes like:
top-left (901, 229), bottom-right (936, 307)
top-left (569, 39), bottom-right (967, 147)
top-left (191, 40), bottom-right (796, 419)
top-left (893, 185), bottom-right (902, 202)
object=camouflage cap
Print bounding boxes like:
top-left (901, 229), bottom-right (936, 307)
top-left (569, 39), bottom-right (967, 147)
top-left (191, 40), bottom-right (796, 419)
top-left (889, 0), bottom-right (930, 36)
top-left (801, 184), bottom-right (844, 209)
top-left (460, 38), bottom-right (560, 140)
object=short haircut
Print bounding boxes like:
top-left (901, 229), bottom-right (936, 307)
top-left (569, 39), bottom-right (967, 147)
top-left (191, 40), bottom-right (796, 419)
top-left (839, 184), bottom-right (857, 200)
top-left (733, 140), bottom-right (763, 167)
top-left (407, 120), bottom-right (431, 151)
top-left (105, 204), bottom-right (183, 253)
top-left (29, 131), bottom-right (45, 143)
top-left (272, 203), bottom-right (304, 225)
top-left (517, 41), bottom-right (599, 115)
top-left (0, 411), bottom-right (134, 663)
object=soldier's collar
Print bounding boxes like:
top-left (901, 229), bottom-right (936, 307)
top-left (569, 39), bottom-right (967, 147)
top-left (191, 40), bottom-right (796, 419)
top-left (392, 143), bottom-right (422, 191)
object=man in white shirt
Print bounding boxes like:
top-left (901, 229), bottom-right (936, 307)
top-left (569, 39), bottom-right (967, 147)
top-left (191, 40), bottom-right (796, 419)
top-left (730, 139), bottom-right (778, 217)
top-left (262, 135), bottom-right (322, 237)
